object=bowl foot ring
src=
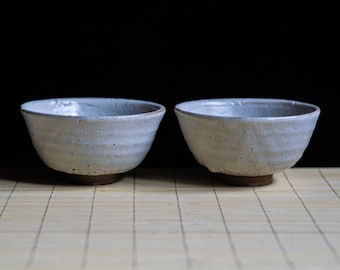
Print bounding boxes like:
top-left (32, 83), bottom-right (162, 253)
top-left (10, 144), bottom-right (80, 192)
top-left (218, 174), bottom-right (273, 186)
top-left (68, 173), bottom-right (123, 185)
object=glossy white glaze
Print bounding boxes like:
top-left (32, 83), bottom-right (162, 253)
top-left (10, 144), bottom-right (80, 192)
top-left (175, 98), bottom-right (320, 177)
top-left (21, 97), bottom-right (166, 179)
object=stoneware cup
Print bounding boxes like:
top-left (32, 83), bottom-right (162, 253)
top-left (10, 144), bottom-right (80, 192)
top-left (174, 98), bottom-right (320, 186)
top-left (21, 97), bottom-right (166, 185)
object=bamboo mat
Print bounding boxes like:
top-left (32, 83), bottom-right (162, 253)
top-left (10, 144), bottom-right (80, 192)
top-left (0, 167), bottom-right (339, 270)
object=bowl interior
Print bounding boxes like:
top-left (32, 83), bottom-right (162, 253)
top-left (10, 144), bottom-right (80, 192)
top-left (175, 98), bottom-right (319, 119)
top-left (21, 97), bottom-right (165, 117)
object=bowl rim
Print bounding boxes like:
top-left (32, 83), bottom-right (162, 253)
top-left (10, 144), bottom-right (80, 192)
top-left (20, 97), bottom-right (166, 119)
top-left (174, 97), bottom-right (320, 120)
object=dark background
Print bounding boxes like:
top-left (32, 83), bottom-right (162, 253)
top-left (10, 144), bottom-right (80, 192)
top-left (2, 2), bottom-right (339, 169)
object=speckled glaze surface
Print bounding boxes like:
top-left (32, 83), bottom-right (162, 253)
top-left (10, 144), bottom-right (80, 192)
top-left (175, 98), bottom-right (320, 178)
top-left (21, 98), bottom-right (166, 182)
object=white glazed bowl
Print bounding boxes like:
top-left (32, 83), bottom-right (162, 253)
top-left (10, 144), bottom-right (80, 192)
top-left (21, 97), bottom-right (166, 184)
top-left (175, 98), bottom-right (320, 184)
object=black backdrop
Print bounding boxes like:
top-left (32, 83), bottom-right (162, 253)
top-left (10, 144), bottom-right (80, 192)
top-left (3, 3), bottom-right (339, 169)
